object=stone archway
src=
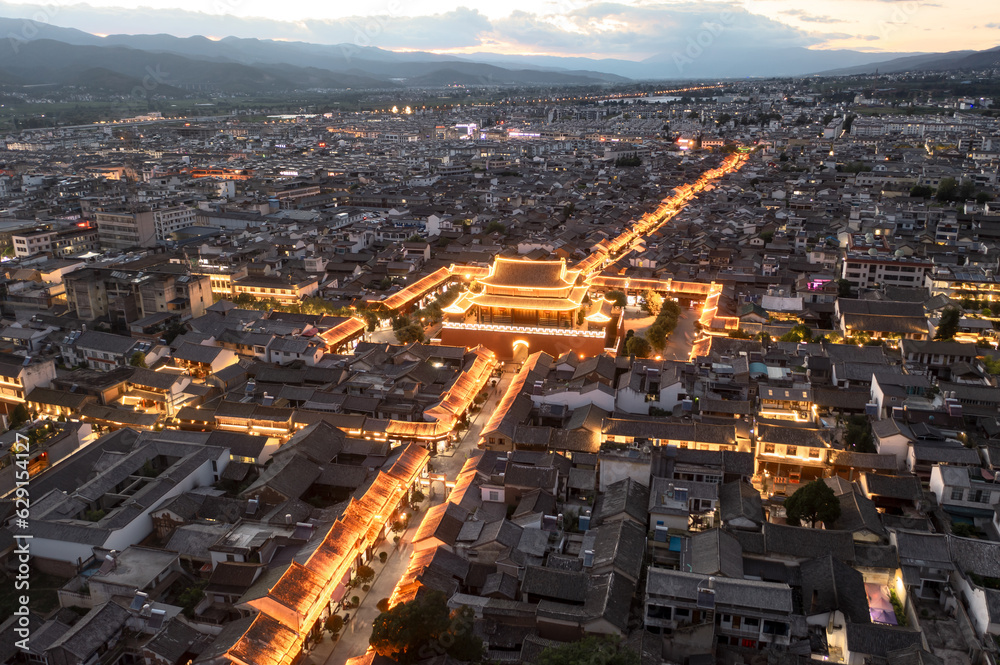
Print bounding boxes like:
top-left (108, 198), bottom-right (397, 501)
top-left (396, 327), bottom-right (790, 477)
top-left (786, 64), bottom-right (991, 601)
top-left (512, 339), bottom-right (529, 363)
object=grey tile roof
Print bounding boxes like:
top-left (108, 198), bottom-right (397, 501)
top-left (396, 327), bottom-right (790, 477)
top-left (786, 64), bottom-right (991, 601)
top-left (763, 523), bottom-right (856, 562)
top-left (646, 567), bottom-right (793, 613)
top-left (800, 555), bottom-right (870, 623)
top-left (844, 623), bottom-right (924, 658)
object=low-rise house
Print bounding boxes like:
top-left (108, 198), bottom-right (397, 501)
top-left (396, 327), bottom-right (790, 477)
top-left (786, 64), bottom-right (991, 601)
top-left (58, 330), bottom-right (148, 371)
top-left (645, 567), bottom-right (797, 652)
top-left (929, 464), bottom-right (1000, 521)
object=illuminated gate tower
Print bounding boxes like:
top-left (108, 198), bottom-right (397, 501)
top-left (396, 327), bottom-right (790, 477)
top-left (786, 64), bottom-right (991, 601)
top-left (440, 257), bottom-right (623, 360)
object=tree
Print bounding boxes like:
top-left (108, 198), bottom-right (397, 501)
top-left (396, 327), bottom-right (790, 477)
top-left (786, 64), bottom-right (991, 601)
top-left (606, 290), bottom-right (628, 307)
top-left (910, 184), bottom-right (934, 198)
top-left (626, 335), bottom-right (652, 358)
top-left (728, 328), bottom-right (753, 339)
top-left (129, 351), bottom-right (147, 368)
top-left (325, 614), bottom-right (344, 636)
top-left (353, 564), bottom-right (375, 587)
top-left (641, 289), bottom-right (663, 316)
top-left (779, 324), bottom-right (813, 343)
top-left (935, 177), bottom-right (958, 203)
top-left (369, 590), bottom-right (482, 664)
top-left (837, 279), bottom-right (854, 298)
top-left (395, 323), bottom-right (425, 344)
top-left (538, 635), bottom-right (640, 665)
top-left (844, 415), bottom-right (875, 453)
top-left (8, 404), bottom-right (30, 430)
top-left (784, 480), bottom-right (841, 528)
top-left (934, 307), bottom-right (961, 341)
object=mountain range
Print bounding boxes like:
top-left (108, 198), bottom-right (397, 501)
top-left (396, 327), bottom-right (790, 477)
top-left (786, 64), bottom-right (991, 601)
top-left (0, 16), bottom-right (998, 94)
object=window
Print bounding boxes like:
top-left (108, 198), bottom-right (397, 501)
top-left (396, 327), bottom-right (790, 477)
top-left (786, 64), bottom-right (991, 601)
top-left (488, 491), bottom-right (499, 502)
top-left (951, 489), bottom-right (964, 501)
top-left (808, 449), bottom-right (820, 459)
top-left (786, 446), bottom-right (797, 457)
top-left (764, 444), bottom-right (775, 454)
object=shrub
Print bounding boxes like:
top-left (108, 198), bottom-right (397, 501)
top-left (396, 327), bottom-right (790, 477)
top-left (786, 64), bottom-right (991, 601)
top-left (351, 595), bottom-right (360, 607)
top-left (325, 614), bottom-right (344, 635)
top-left (379, 551), bottom-right (388, 564)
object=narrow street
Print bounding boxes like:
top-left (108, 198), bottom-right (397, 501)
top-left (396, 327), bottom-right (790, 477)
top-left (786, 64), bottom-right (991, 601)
top-left (311, 367), bottom-right (514, 664)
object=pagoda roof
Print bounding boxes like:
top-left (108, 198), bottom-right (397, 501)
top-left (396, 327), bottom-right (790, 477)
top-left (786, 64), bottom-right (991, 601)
top-left (469, 285), bottom-right (589, 312)
top-left (479, 257), bottom-right (582, 290)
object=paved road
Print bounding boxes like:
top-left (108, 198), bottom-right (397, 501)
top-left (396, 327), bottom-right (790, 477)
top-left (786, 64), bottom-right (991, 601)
top-left (661, 308), bottom-right (698, 362)
top-left (310, 368), bottom-right (514, 664)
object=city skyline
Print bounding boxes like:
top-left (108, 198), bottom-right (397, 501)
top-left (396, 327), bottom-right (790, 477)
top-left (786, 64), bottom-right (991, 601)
top-left (0, 0), bottom-right (997, 61)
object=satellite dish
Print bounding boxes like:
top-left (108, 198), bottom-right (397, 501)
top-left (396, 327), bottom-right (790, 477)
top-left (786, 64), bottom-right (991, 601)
top-left (895, 249), bottom-right (904, 257)
top-left (868, 248), bottom-right (878, 256)
top-left (865, 233), bottom-right (875, 243)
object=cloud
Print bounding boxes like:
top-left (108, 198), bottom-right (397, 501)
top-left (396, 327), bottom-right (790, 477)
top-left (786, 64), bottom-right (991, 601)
top-left (486, 2), bottom-right (822, 56)
top-left (987, 22), bottom-right (1000, 28)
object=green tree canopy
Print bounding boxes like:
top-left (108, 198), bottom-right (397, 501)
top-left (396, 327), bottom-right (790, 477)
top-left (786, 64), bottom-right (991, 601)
top-left (935, 177), bottom-right (958, 202)
top-left (779, 324), bottom-right (813, 343)
top-left (785, 479), bottom-right (841, 528)
top-left (129, 351), bottom-right (147, 368)
top-left (934, 307), bottom-right (961, 341)
top-left (395, 323), bottom-right (425, 344)
top-left (641, 289), bottom-right (663, 316)
top-left (369, 590), bottom-right (482, 664)
top-left (844, 415), bottom-right (875, 453)
top-left (537, 635), bottom-right (640, 665)
top-left (606, 290), bottom-right (628, 308)
top-left (626, 335), bottom-right (652, 358)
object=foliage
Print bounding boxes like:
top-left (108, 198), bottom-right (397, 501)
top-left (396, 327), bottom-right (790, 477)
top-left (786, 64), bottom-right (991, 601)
top-left (369, 590), bottom-right (483, 664)
top-left (379, 551), bottom-right (388, 564)
top-left (641, 289), bottom-right (663, 316)
top-left (8, 404), bottom-right (30, 430)
top-left (841, 161), bottom-right (872, 173)
top-left (935, 177), bottom-right (958, 202)
top-left (83, 509), bottom-right (106, 522)
top-left (889, 589), bottom-right (908, 626)
top-left (129, 351), bottom-right (147, 368)
top-left (934, 307), bottom-right (961, 341)
top-left (354, 564), bottom-right (375, 587)
top-left (728, 328), bottom-right (753, 339)
top-left (910, 184), bottom-right (934, 198)
top-left (483, 220), bottom-right (507, 235)
top-left (178, 581), bottom-right (207, 619)
top-left (646, 300), bottom-right (682, 351)
top-left (537, 635), bottom-right (640, 665)
top-left (325, 614), bottom-right (344, 635)
top-left (625, 335), bottom-right (652, 358)
top-left (756, 332), bottom-right (772, 343)
top-left (779, 324), bottom-right (813, 343)
top-left (837, 279), bottom-right (854, 298)
top-left (784, 480), bottom-right (841, 528)
top-left (376, 598), bottom-right (391, 613)
top-left (979, 355), bottom-right (1000, 375)
top-left (411, 489), bottom-right (425, 505)
top-left (606, 290), bottom-right (628, 307)
top-left (614, 153), bottom-right (642, 167)
top-left (844, 415), bottom-right (875, 453)
top-left (394, 323), bottom-right (425, 344)
top-left (951, 522), bottom-right (983, 539)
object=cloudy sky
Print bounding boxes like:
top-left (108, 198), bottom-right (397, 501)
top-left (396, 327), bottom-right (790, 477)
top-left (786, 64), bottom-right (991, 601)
top-left (1, 0), bottom-right (997, 59)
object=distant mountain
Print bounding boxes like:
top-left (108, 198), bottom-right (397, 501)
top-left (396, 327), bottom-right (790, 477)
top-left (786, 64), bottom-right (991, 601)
top-left (0, 39), bottom-right (392, 94)
top-left (1, 15), bottom-right (995, 88)
top-left (0, 17), bottom-right (626, 92)
top-left (818, 46), bottom-right (1000, 76)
